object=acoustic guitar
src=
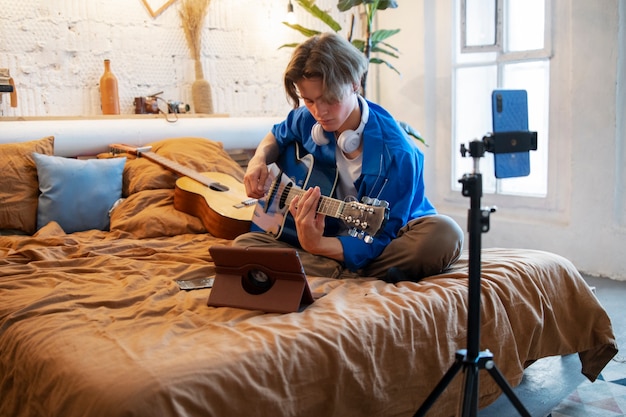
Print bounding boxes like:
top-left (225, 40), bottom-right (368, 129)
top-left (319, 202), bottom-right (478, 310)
top-left (251, 142), bottom-right (389, 246)
top-left (109, 144), bottom-right (256, 240)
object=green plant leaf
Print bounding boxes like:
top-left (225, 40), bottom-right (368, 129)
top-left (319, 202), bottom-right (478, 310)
top-left (378, 40), bottom-right (400, 54)
top-left (351, 39), bottom-right (365, 52)
top-left (337, 0), bottom-right (398, 12)
top-left (370, 28), bottom-right (400, 43)
top-left (369, 57), bottom-right (401, 76)
top-left (282, 22), bottom-right (322, 38)
top-left (371, 46), bottom-right (399, 59)
top-left (296, 0), bottom-right (342, 32)
top-left (278, 42), bottom-right (304, 50)
top-left (398, 121), bottom-right (427, 146)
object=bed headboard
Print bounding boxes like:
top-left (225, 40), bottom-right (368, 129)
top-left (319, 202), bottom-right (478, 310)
top-left (0, 116), bottom-right (282, 157)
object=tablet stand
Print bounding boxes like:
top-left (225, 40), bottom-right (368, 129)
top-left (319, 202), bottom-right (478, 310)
top-left (413, 139), bottom-right (531, 417)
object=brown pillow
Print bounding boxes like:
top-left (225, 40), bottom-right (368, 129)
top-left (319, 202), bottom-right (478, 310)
top-left (122, 137), bottom-right (245, 196)
top-left (110, 189), bottom-right (206, 238)
top-left (0, 136), bottom-right (55, 234)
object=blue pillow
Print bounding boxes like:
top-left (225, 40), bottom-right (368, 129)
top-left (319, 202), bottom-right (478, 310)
top-left (33, 153), bottom-right (126, 233)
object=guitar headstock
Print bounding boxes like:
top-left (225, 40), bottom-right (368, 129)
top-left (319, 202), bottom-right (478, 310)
top-left (340, 197), bottom-right (390, 244)
top-left (109, 143), bottom-right (153, 157)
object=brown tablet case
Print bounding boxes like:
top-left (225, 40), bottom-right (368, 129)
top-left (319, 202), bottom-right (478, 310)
top-left (207, 245), bottom-right (315, 313)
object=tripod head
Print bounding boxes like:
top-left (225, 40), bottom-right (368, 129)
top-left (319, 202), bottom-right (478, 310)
top-left (461, 131), bottom-right (537, 157)
top-left (460, 130), bottom-right (538, 176)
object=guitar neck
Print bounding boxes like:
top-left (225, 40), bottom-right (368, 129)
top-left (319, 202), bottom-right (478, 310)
top-left (139, 151), bottom-right (218, 189)
top-left (284, 187), bottom-right (344, 219)
top-left (109, 143), bottom-right (236, 194)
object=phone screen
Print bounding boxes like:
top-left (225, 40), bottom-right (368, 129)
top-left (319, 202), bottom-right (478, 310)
top-left (491, 90), bottom-right (531, 178)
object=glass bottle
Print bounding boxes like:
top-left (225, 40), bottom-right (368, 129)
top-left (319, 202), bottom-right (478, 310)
top-left (100, 59), bottom-right (120, 115)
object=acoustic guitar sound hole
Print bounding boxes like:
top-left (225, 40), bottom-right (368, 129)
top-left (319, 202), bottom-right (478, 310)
top-left (209, 183), bottom-right (229, 192)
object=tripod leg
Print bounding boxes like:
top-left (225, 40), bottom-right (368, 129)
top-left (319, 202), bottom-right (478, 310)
top-left (486, 364), bottom-right (531, 417)
top-left (460, 365), bottom-right (479, 417)
top-left (413, 356), bottom-right (464, 417)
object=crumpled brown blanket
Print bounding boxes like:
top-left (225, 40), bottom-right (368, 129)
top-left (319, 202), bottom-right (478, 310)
top-left (0, 221), bottom-right (617, 417)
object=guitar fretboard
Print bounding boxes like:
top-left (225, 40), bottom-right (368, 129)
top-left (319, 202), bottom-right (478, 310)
top-left (140, 152), bottom-right (207, 186)
top-left (281, 184), bottom-right (345, 219)
top-left (140, 151), bottom-right (228, 192)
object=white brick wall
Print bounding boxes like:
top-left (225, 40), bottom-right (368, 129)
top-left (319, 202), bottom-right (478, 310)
top-left (0, 0), bottom-right (358, 117)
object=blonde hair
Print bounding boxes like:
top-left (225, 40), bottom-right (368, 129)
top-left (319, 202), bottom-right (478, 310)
top-left (284, 32), bottom-right (368, 108)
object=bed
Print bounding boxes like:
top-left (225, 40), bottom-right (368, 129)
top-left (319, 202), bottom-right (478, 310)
top-left (0, 134), bottom-right (618, 417)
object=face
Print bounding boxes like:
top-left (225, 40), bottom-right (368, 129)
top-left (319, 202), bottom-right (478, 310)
top-left (296, 77), bottom-right (359, 134)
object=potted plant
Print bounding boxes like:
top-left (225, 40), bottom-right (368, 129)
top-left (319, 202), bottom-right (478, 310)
top-left (281, 0), bottom-right (424, 144)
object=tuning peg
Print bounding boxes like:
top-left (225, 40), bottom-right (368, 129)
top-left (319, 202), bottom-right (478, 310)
top-left (364, 235), bottom-right (373, 244)
top-left (349, 228), bottom-right (359, 238)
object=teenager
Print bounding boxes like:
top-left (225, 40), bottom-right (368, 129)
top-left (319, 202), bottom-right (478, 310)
top-left (234, 32), bottom-right (463, 282)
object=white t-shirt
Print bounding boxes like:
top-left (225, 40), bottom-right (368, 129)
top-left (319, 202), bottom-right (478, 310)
top-left (334, 147), bottom-right (362, 201)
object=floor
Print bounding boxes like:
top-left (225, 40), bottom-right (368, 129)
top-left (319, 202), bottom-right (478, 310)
top-left (480, 274), bottom-right (626, 416)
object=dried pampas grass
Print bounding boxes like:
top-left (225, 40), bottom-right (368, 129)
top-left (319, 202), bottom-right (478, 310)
top-left (180, 0), bottom-right (214, 113)
top-left (180, 0), bottom-right (211, 62)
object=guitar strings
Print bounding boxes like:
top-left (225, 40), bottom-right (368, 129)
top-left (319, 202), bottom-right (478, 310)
top-left (284, 186), bottom-right (344, 217)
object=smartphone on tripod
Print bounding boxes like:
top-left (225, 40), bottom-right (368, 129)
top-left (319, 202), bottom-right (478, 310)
top-left (491, 90), bottom-right (531, 178)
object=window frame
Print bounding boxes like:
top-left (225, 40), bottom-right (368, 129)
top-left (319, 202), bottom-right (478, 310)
top-left (428, 0), bottom-right (570, 223)
top-left (452, 0), bottom-right (553, 196)
top-left (460, 0), bottom-right (502, 52)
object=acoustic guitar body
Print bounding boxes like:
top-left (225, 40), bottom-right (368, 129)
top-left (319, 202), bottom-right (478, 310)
top-left (174, 172), bottom-right (255, 240)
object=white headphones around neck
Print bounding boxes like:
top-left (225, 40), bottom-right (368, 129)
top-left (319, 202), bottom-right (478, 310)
top-left (311, 95), bottom-right (369, 154)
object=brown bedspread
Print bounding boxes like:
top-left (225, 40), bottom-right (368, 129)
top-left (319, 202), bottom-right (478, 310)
top-left (0, 137), bottom-right (618, 416)
top-left (0, 222), bottom-right (617, 417)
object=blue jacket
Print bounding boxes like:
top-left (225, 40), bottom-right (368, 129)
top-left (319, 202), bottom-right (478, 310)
top-left (272, 99), bottom-right (436, 271)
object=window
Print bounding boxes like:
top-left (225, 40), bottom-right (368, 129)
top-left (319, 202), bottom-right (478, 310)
top-left (453, 0), bottom-right (551, 197)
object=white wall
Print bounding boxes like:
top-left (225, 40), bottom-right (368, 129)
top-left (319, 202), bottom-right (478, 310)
top-left (0, 0), bottom-right (355, 117)
top-left (2, 0), bottom-right (625, 281)
top-left (377, 0), bottom-right (626, 281)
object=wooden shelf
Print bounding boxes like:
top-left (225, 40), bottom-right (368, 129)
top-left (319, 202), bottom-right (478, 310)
top-left (0, 114), bottom-right (229, 122)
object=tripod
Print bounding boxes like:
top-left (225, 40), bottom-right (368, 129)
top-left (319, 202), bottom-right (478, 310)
top-left (413, 139), bottom-right (531, 417)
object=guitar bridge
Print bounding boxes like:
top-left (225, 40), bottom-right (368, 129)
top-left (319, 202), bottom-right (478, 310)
top-left (234, 198), bottom-right (257, 209)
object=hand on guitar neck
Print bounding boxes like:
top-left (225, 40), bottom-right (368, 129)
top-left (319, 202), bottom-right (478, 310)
top-left (288, 185), bottom-right (345, 259)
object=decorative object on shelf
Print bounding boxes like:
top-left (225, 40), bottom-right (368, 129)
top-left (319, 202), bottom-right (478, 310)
top-left (0, 68), bottom-right (17, 108)
top-left (180, 0), bottom-right (214, 114)
top-left (99, 59), bottom-right (120, 115)
top-left (141, 0), bottom-right (178, 18)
